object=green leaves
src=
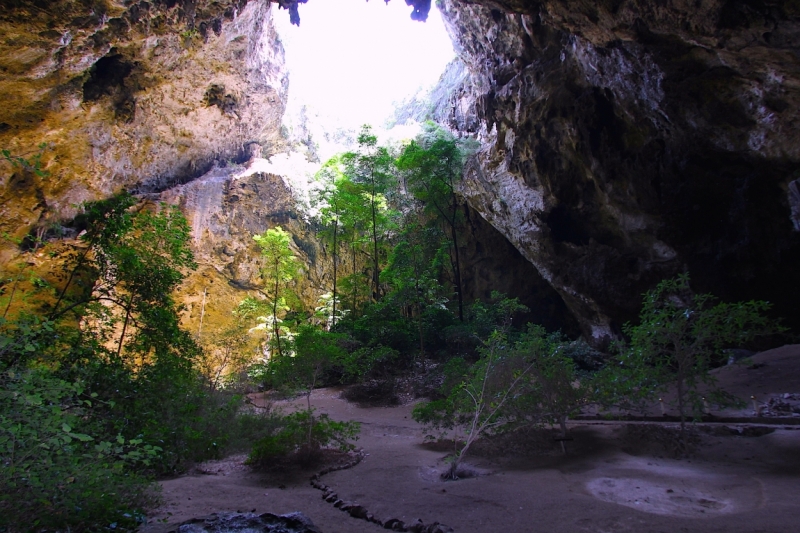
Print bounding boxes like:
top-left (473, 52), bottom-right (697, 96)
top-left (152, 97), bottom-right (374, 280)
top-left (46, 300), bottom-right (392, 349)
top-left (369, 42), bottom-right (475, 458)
top-left (251, 226), bottom-right (301, 359)
top-left (396, 123), bottom-right (466, 320)
top-left (1, 143), bottom-right (49, 178)
top-left (254, 226), bottom-right (300, 284)
top-left (246, 409), bottom-right (360, 467)
top-left (603, 274), bottom-right (782, 441)
top-left (0, 369), bottom-right (155, 531)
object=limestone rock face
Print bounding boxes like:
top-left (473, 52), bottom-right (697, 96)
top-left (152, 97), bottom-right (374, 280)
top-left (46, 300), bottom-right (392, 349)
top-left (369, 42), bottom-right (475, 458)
top-left (458, 203), bottom-right (580, 336)
top-left (0, 0), bottom-right (286, 261)
top-left (159, 158), bottom-right (330, 334)
top-left (437, 0), bottom-right (800, 343)
top-left (4, 0), bottom-right (799, 344)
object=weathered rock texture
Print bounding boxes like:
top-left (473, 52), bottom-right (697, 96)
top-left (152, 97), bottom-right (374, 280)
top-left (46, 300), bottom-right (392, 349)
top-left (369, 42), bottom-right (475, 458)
top-left (159, 159), bottom-right (329, 335)
top-left (3, 0), bottom-right (799, 344)
top-left (169, 511), bottom-right (321, 533)
top-left (0, 0), bottom-right (287, 262)
top-left (437, 0), bottom-right (800, 342)
top-left (458, 203), bottom-right (580, 336)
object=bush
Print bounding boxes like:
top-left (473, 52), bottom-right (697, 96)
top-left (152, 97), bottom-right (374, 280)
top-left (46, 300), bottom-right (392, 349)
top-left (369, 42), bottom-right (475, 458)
top-left (225, 408), bottom-right (286, 454)
top-left (0, 369), bottom-right (157, 532)
top-left (246, 410), bottom-right (360, 467)
top-left (338, 345), bottom-right (399, 382)
top-left (346, 301), bottom-right (417, 354)
top-left (66, 352), bottom-right (242, 475)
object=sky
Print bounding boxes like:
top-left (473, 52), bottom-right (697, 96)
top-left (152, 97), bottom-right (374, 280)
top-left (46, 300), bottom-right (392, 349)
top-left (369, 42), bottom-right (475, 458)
top-left (273, 0), bottom-right (456, 128)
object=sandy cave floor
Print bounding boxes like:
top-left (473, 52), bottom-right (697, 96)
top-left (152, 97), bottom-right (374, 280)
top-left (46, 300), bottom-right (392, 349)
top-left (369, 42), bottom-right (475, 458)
top-left (141, 346), bottom-right (800, 533)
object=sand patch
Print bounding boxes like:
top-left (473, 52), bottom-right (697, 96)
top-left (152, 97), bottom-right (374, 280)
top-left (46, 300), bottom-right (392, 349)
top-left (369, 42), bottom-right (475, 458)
top-left (587, 467), bottom-right (762, 518)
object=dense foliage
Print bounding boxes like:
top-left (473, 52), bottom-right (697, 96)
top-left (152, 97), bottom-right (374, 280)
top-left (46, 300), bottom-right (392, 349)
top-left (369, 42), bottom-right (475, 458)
top-left (246, 410), bottom-right (360, 467)
top-left (598, 274), bottom-right (781, 449)
top-left (0, 192), bottom-right (244, 530)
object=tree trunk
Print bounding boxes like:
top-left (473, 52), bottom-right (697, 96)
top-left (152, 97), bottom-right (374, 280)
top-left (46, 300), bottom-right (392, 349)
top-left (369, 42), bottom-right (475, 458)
top-left (306, 391), bottom-right (314, 449)
top-left (331, 217), bottom-right (338, 329)
top-left (2, 276), bottom-right (19, 319)
top-left (676, 371), bottom-right (687, 452)
top-left (370, 193), bottom-right (380, 301)
top-left (449, 207), bottom-right (464, 322)
top-left (116, 297), bottom-right (133, 359)
top-left (272, 258), bottom-right (282, 358)
top-left (413, 247), bottom-right (425, 362)
top-left (351, 245), bottom-right (358, 324)
top-left (49, 248), bottom-right (90, 319)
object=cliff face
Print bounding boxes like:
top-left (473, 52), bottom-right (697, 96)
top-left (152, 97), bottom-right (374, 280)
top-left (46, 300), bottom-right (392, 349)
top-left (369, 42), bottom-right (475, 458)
top-left (437, 0), bottom-right (800, 343)
top-left (159, 159), bottom-right (329, 335)
top-left (0, 0), bottom-right (287, 261)
top-left (457, 202), bottom-right (580, 336)
top-left (3, 0), bottom-right (798, 344)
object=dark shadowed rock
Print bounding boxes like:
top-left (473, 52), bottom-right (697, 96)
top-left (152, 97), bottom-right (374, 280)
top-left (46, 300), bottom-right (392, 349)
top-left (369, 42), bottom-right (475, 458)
top-left (168, 511), bottom-right (321, 533)
top-left (433, 0), bottom-right (800, 345)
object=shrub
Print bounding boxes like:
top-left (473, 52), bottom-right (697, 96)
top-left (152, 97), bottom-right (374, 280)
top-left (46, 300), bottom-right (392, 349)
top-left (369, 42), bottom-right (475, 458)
top-left (414, 325), bottom-right (593, 478)
top-left (246, 410), bottom-right (360, 467)
top-left (0, 369), bottom-right (157, 532)
top-left (225, 408), bottom-right (286, 454)
top-left (338, 344), bottom-right (399, 382)
top-left (601, 273), bottom-right (781, 450)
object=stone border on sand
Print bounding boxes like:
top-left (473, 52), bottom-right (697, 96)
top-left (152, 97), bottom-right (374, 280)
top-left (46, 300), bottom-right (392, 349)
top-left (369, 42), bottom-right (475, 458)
top-left (309, 450), bottom-right (454, 533)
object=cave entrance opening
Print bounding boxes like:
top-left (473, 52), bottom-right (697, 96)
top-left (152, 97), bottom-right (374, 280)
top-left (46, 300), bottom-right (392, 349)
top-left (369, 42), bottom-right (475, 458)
top-left (274, 0), bottom-right (455, 143)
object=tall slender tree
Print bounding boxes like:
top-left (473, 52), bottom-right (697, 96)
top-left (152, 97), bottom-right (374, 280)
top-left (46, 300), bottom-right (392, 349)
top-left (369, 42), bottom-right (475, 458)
top-left (253, 227), bottom-right (299, 358)
top-left (342, 126), bottom-right (396, 301)
top-left (381, 224), bottom-right (447, 359)
top-left (397, 125), bottom-right (466, 321)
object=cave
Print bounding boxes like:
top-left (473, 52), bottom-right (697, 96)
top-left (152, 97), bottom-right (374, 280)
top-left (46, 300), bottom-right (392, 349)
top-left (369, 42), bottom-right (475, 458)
top-left (1, 1), bottom-right (799, 531)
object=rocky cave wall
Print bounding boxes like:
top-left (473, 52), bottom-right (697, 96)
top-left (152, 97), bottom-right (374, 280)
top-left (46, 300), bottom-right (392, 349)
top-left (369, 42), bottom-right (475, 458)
top-left (434, 0), bottom-right (800, 343)
top-left (159, 160), bottom-right (331, 336)
top-left (458, 202), bottom-right (581, 336)
top-left (3, 0), bottom-right (799, 346)
top-left (0, 0), bottom-right (571, 341)
top-left (0, 0), bottom-right (287, 264)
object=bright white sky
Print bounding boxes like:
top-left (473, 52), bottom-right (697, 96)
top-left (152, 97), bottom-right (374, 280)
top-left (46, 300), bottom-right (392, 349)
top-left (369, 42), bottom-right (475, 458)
top-left (273, 0), bottom-right (455, 128)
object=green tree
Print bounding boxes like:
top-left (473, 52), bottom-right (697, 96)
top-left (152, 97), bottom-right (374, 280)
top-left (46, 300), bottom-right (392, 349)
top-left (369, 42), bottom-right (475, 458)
top-left (199, 318), bottom-right (253, 389)
top-left (609, 274), bottom-right (780, 449)
top-left (314, 158), bottom-right (344, 328)
top-left (316, 171), bottom-right (374, 323)
top-left (44, 194), bottom-right (196, 367)
top-left (253, 226), bottom-right (300, 358)
top-left (313, 157), bottom-right (370, 328)
top-left (415, 330), bottom-right (532, 479)
top-left (341, 125), bottom-right (396, 301)
top-left (0, 191), bottom-right (240, 492)
top-left (272, 326), bottom-right (345, 413)
top-left (413, 296), bottom-right (529, 479)
top-left (509, 326), bottom-right (592, 442)
top-left (48, 192), bottom-right (137, 322)
top-left (381, 225), bottom-right (448, 360)
top-left (252, 326), bottom-right (359, 461)
top-left (396, 124), bottom-right (466, 320)
top-left (105, 205), bottom-right (196, 361)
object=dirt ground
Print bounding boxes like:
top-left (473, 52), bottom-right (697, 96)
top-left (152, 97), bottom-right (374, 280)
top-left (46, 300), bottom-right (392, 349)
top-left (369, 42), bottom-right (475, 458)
top-left (141, 345), bottom-right (800, 533)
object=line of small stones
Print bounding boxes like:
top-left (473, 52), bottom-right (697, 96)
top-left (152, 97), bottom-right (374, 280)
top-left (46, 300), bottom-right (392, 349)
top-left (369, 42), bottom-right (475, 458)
top-left (309, 450), bottom-right (454, 533)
